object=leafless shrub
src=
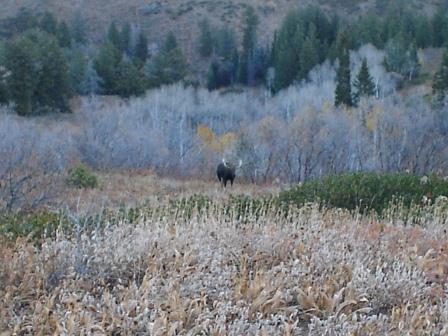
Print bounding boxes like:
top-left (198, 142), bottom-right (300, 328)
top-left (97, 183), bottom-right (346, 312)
top-left (0, 111), bottom-right (69, 211)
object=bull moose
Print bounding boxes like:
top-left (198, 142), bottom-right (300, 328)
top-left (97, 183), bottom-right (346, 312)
top-left (217, 159), bottom-right (242, 187)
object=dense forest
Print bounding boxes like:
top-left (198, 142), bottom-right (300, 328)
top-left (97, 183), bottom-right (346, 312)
top-left (1, 1), bottom-right (448, 210)
top-left (1, 2), bottom-right (448, 111)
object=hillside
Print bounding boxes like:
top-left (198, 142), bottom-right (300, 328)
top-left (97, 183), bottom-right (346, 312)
top-left (0, 0), bottom-right (443, 72)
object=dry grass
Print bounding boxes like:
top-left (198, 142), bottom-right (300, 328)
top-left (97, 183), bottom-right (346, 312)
top-left (1, 198), bottom-right (448, 335)
top-left (63, 170), bottom-right (281, 211)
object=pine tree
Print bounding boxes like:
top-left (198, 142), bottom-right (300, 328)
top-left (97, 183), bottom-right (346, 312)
top-left (272, 11), bottom-right (304, 91)
top-left (108, 22), bottom-right (121, 51)
top-left (0, 54), bottom-right (9, 104)
top-left (69, 49), bottom-right (88, 95)
top-left (384, 36), bottom-right (407, 74)
top-left (238, 6), bottom-right (259, 85)
top-left (12, 7), bottom-right (39, 34)
top-left (114, 60), bottom-right (147, 97)
top-left (354, 58), bottom-right (375, 103)
top-left (215, 26), bottom-right (237, 60)
top-left (207, 60), bottom-right (234, 90)
top-left (57, 21), bottom-right (72, 48)
top-left (404, 42), bottom-right (420, 80)
top-left (134, 32), bottom-right (148, 64)
top-left (431, 11), bottom-right (448, 47)
top-left (198, 19), bottom-right (213, 57)
top-left (34, 33), bottom-right (72, 112)
top-left (120, 23), bottom-right (131, 54)
top-left (94, 42), bottom-right (122, 94)
top-left (80, 60), bottom-right (102, 95)
top-left (432, 51), bottom-right (448, 105)
top-left (4, 37), bottom-right (38, 115)
top-left (298, 23), bottom-right (319, 80)
top-left (147, 32), bottom-right (187, 87)
top-left (163, 31), bottom-right (178, 52)
top-left (335, 43), bottom-right (353, 107)
top-left (5, 31), bottom-right (72, 115)
top-left (356, 12), bottom-right (384, 48)
top-left (71, 11), bottom-right (87, 44)
top-left (40, 11), bottom-right (58, 35)
top-left (415, 15), bottom-right (431, 48)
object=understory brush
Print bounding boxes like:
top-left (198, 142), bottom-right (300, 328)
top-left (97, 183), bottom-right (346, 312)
top-left (278, 172), bottom-right (448, 217)
top-left (1, 197), bottom-right (448, 335)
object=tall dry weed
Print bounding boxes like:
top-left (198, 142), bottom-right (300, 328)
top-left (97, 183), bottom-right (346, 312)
top-left (1, 201), bottom-right (448, 335)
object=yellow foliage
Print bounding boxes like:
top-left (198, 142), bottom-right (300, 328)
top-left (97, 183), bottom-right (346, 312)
top-left (365, 105), bottom-right (383, 132)
top-left (257, 116), bottom-right (283, 143)
top-left (197, 125), bottom-right (215, 144)
top-left (342, 105), bottom-right (356, 120)
top-left (322, 101), bottom-right (333, 114)
top-left (197, 124), bottom-right (237, 154)
top-left (219, 132), bottom-right (237, 149)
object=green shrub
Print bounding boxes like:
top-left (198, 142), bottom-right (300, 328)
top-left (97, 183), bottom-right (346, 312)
top-left (278, 173), bottom-right (448, 214)
top-left (0, 212), bottom-right (69, 242)
top-left (66, 164), bottom-right (98, 189)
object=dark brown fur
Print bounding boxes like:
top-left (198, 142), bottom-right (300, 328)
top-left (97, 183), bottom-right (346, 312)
top-left (217, 162), bottom-right (236, 187)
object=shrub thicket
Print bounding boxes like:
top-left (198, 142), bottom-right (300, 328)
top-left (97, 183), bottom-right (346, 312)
top-left (0, 212), bottom-right (67, 242)
top-left (66, 164), bottom-right (98, 189)
top-left (278, 173), bottom-right (448, 214)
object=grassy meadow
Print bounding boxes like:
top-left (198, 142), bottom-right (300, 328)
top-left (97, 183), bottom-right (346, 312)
top-left (1, 172), bottom-right (448, 335)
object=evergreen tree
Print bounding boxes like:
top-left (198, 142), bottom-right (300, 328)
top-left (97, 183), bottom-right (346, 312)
top-left (404, 43), bottom-right (420, 80)
top-left (147, 32), bottom-right (187, 87)
top-left (40, 11), bottom-right (58, 35)
top-left (80, 60), bottom-right (102, 96)
top-left (163, 31), bottom-right (178, 51)
top-left (354, 58), bottom-right (375, 103)
top-left (329, 28), bottom-right (355, 61)
top-left (207, 58), bottom-right (237, 90)
top-left (355, 13), bottom-right (384, 48)
top-left (272, 11), bottom-right (304, 91)
top-left (114, 60), bottom-right (147, 97)
top-left (198, 19), bottom-right (213, 57)
top-left (108, 22), bottom-right (121, 51)
top-left (33, 33), bottom-right (72, 112)
top-left (272, 7), bottom-right (337, 91)
top-left (384, 36), bottom-right (408, 74)
top-left (71, 11), bottom-right (87, 44)
top-left (5, 31), bottom-right (72, 115)
top-left (134, 32), bottom-right (148, 64)
top-left (415, 15), bottom-right (432, 48)
top-left (57, 21), bottom-right (72, 48)
top-left (11, 7), bottom-right (39, 34)
top-left (120, 23), bottom-right (131, 54)
top-left (0, 61), bottom-right (9, 104)
top-left (251, 46), bottom-right (270, 83)
top-left (383, 0), bottom-right (405, 41)
top-left (431, 11), bottom-right (448, 47)
top-left (94, 42), bottom-right (122, 94)
top-left (385, 36), bottom-right (420, 80)
top-left (207, 61), bottom-right (221, 90)
top-left (215, 26), bottom-right (237, 60)
top-left (335, 42), bottom-right (353, 107)
top-left (432, 51), bottom-right (448, 105)
top-left (4, 37), bottom-right (38, 115)
top-left (69, 49), bottom-right (88, 95)
top-left (238, 6), bottom-right (259, 85)
top-left (298, 23), bottom-right (319, 80)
